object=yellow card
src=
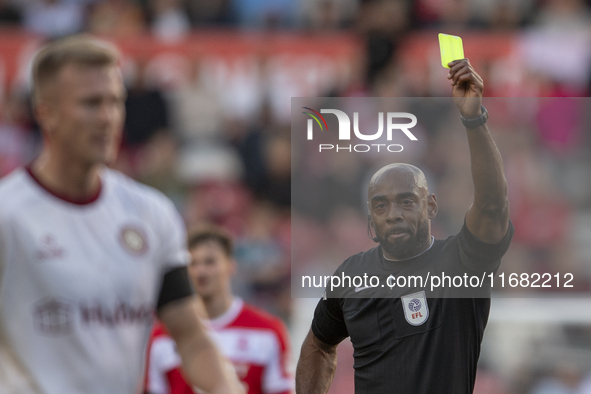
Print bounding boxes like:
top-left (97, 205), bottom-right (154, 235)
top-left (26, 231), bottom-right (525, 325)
top-left (438, 33), bottom-right (464, 68)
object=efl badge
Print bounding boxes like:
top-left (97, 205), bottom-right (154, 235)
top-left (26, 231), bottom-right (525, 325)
top-left (119, 226), bottom-right (148, 255)
top-left (401, 291), bottom-right (429, 326)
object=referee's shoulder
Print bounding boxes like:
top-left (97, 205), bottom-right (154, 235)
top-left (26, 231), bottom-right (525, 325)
top-left (336, 246), bottom-right (381, 273)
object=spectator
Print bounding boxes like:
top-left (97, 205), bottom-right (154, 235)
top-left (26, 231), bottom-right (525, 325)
top-left (87, 0), bottom-right (145, 37)
top-left (530, 365), bottom-right (582, 394)
top-left (185, 0), bottom-right (233, 26)
top-left (299, 0), bottom-right (357, 30)
top-left (0, 0), bottom-right (21, 26)
top-left (124, 61), bottom-right (170, 147)
top-left (230, 0), bottom-right (297, 28)
top-left (169, 60), bottom-right (224, 142)
top-left (0, 92), bottom-right (34, 176)
top-left (22, 0), bottom-right (84, 38)
top-left (149, 0), bottom-right (190, 41)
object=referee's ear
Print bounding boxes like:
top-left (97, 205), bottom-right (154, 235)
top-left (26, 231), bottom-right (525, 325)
top-left (427, 194), bottom-right (438, 219)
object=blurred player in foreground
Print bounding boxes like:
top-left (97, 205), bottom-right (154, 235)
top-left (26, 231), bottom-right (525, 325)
top-left (0, 35), bottom-right (241, 394)
top-left (296, 59), bottom-right (514, 394)
top-left (146, 225), bottom-right (294, 394)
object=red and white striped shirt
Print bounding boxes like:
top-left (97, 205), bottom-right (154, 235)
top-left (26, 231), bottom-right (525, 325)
top-left (146, 298), bottom-right (294, 394)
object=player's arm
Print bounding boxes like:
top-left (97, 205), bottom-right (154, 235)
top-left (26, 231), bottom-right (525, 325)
top-left (296, 295), bottom-right (347, 394)
top-left (448, 59), bottom-right (509, 244)
top-left (145, 321), bottom-right (195, 394)
top-left (157, 268), bottom-right (243, 394)
top-left (295, 329), bottom-right (338, 394)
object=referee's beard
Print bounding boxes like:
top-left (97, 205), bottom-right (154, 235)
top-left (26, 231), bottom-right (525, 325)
top-left (377, 218), bottom-right (430, 261)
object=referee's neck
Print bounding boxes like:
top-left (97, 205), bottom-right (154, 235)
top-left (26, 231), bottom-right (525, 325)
top-left (383, 236), bottom-right (435, 262)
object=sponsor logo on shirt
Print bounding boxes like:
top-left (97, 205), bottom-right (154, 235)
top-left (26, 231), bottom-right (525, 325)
top-left (36, 235), bottom-right (66, 261)
top-left (33, 298), bottom-right (73, 335)
top-left (401, 291), bottom-right (429, 326)
top-left (80, 302), bottom-right (153, 326)
top-left (33, 298), bottom-right (154, 334)
top-left (119, 225), bottom-right (148, 256)
top-left (237, 335), bottom-right (249, 351)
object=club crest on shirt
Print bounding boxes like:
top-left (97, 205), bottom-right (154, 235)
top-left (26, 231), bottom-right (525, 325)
top-left (401, 291), bottom-right (429, 326)
top-left (119, 226), bottom-right (148, 255)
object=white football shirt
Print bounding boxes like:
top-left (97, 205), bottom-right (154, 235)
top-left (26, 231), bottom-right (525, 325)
top-left (0, 167), bottom-right (189, 394)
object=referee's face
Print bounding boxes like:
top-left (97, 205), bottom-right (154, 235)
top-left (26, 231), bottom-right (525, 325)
top-left (368, 168), bottom-right (437, 260)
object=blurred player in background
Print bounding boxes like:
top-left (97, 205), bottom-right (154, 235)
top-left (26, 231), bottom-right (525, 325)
top-left (146, 225), bottom-right (294, 394)
top-left (0, 35), bottom-right (241, 394)
top-left (295, 60), bottom-right (514, 394)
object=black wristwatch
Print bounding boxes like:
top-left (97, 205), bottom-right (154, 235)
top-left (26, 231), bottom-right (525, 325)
top-left (460, 105), bottom-right (488, 129)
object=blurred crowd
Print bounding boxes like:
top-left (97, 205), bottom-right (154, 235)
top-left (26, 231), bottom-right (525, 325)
top-left (1, 0), bottom-right (591, 393)
top-left (0, 0), bottom-right (589, 38)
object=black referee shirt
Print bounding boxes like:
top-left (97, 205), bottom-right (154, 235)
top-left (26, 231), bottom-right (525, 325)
top-left (311, 221), bottom-right (514, 394)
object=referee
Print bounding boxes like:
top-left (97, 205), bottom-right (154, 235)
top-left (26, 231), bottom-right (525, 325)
top-left (295, 60), bottom-right (513, 394)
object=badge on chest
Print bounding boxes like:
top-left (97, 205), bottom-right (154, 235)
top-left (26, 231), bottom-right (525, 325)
top-left (401, 291), bottom-right (429, 326)
top-left (119, 225), bottom-right (148, 256)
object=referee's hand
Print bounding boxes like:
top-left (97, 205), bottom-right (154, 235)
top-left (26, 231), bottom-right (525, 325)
top-left (447, 59), bottom-right (483, 119)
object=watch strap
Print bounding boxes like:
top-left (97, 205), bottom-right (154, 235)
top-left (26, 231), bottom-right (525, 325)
top-left (460, 105), bottom-right (488, 129)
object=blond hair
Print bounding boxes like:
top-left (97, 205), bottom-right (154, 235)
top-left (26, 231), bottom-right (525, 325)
top-left (31, 34), bottom-right (120, 106)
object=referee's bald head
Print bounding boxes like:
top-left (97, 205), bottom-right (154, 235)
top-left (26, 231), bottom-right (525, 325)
top-left (368, 163), bottom-right (429, 200)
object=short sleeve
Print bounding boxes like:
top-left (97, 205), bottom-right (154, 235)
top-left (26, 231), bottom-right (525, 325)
top-left (311, 296), bottom-right (348, 346)
top-left (458, 220), bottom-right (514, 272)
top-left (146, 329), bottom-right (183, 394)
top-left (153, 197), bottom-right (193, 310)
top-left (157, 198), bottom-right (190, 271)
top-left (0, 219), bottom-right (5, 275)
top-left (0, 212), bottom-right (11, 282)
top-left (262, 319), bottom-right (295, 394)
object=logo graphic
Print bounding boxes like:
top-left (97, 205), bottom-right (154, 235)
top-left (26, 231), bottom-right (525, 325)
top-left (36, 235), bottom-right (65, 261)
top-left (401, 291), bottom-right (429, 326)
top-left (119, 226), bottom-right (148, 255)
top-left (237, 335), bottom-right (249, 351)
top-left (34, 298), bottom-right (73, 336)
top-left (302, 107), bottom-right (329, 136)
top-left (408, 298), bottom-right (422, 312)
top-left (303, 107), bottom-right (418, 153)
top-left (354, 285), bottom-right (373, 293)
top-left (80, 301), bottom-right (153, 326)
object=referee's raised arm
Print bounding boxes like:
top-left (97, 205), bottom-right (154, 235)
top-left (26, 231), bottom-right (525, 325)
top-left (448, 59), bottom-right (510, 244)
top-left (295, 329), bottom-right (338, 394)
